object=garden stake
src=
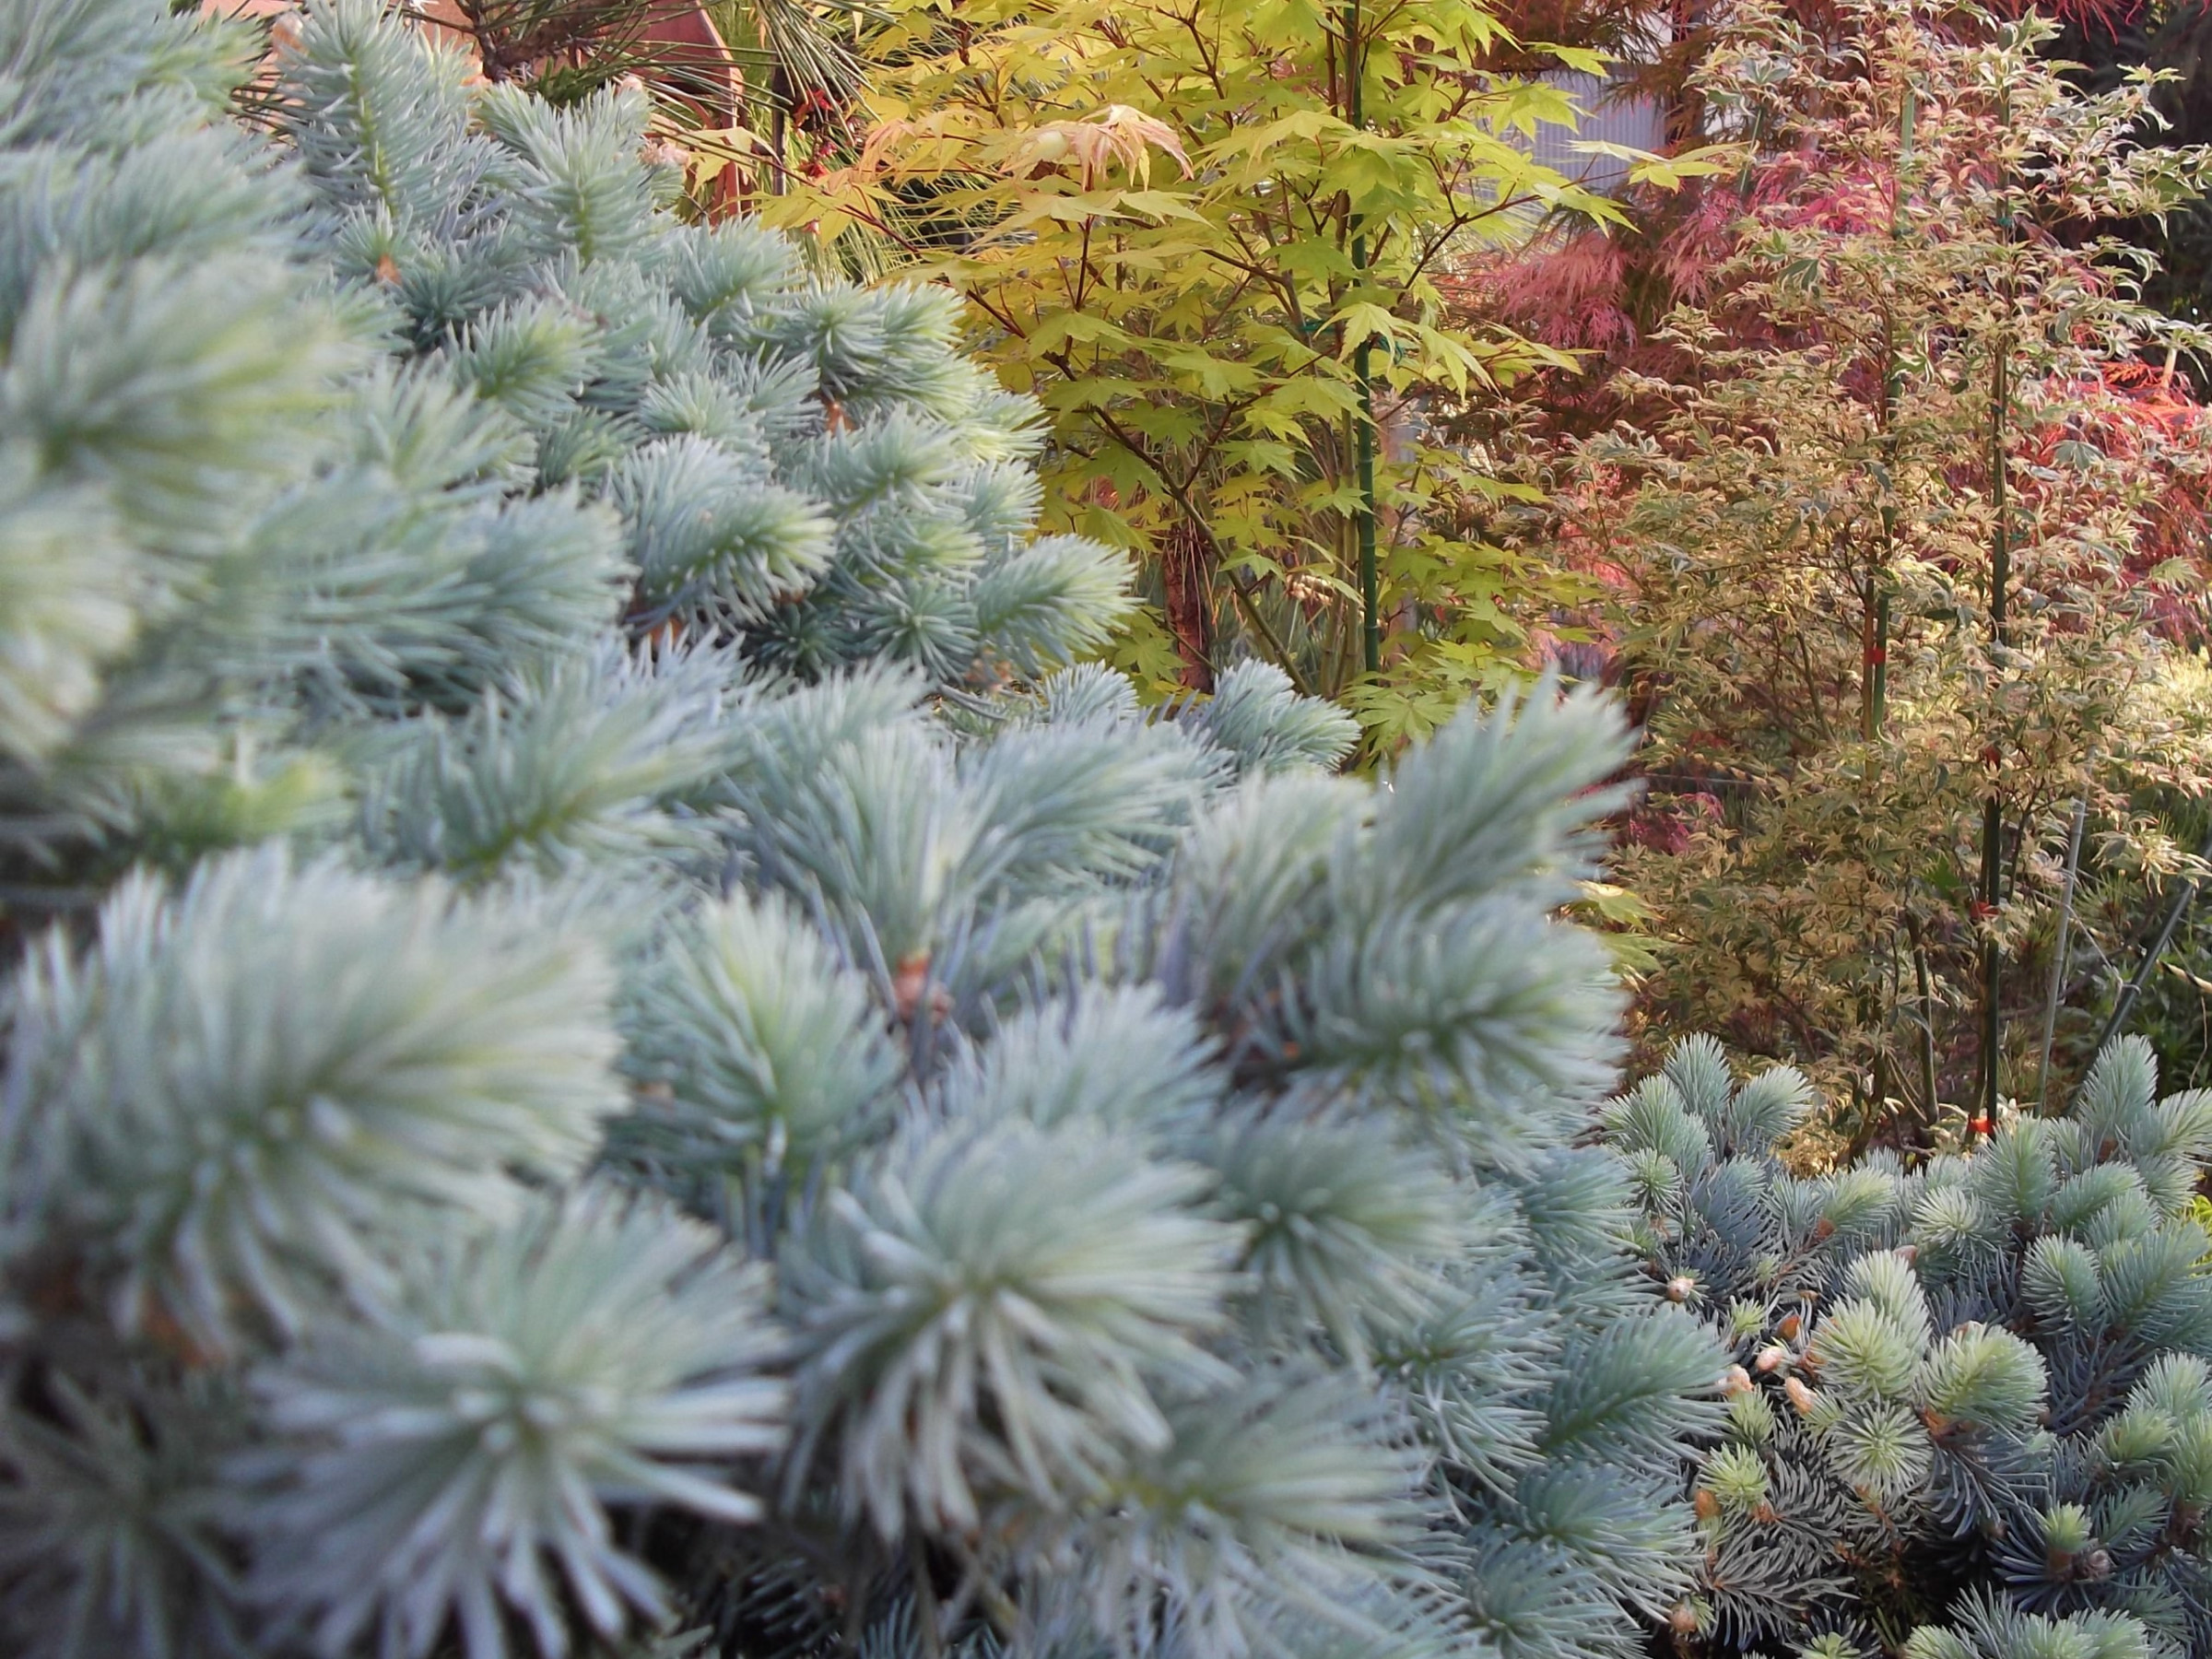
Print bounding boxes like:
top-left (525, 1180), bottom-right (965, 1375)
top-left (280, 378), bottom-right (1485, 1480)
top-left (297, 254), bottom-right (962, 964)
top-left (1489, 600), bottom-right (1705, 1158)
top-left (1976, 82), bottom-right (2015, 1136)
top-left (1346, 0), bottom-right (1379, 676)
top-left (1868, 85), bottom-right (1912, 738)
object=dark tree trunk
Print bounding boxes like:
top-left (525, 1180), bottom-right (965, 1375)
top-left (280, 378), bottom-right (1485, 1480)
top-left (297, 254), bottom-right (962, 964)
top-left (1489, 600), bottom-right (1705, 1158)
top-left (1160, 520), bottom-right (1216, 692)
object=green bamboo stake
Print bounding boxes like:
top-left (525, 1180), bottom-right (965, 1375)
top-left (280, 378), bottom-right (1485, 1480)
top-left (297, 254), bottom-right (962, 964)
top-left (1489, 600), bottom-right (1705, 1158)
top-left (1868, 87), bottom-right (1912, 737)
top-left (1345, 0), bottom-right (1379, 676)
top-left (1873, 88), bottom-right (1915, 1113)
top-left (1977, 89), bottom-right (2015, 1134)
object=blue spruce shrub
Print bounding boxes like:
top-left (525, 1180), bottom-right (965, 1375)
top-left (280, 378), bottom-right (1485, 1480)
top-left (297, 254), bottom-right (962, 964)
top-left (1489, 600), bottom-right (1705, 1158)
top-left (1609, 1035), bottom-right (2212, 1659)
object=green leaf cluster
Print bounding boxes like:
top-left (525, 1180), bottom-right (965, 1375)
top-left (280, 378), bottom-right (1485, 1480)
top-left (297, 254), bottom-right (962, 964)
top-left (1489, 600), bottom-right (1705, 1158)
top-left (770, 0), bottom-right (1683, 738)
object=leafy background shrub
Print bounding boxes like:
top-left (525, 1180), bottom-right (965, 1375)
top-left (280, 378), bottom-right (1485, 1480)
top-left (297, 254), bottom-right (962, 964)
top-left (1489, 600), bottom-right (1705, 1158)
top-left (754, 0), bottom-right (1734, 744)
top-left (1529, 0), bottom-right (2212, 1130)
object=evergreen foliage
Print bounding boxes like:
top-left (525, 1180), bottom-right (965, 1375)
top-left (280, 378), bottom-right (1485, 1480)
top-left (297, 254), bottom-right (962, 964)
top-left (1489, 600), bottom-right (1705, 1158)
top-left (1607, 1036), bottom-right (2212, 1658)
top-left (0, 3), bottom-right (1721, 1656)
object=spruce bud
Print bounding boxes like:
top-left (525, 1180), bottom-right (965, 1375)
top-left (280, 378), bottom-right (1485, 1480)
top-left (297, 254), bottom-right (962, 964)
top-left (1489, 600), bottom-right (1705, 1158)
top-left (892, 952), bottom-right (947, 1020)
